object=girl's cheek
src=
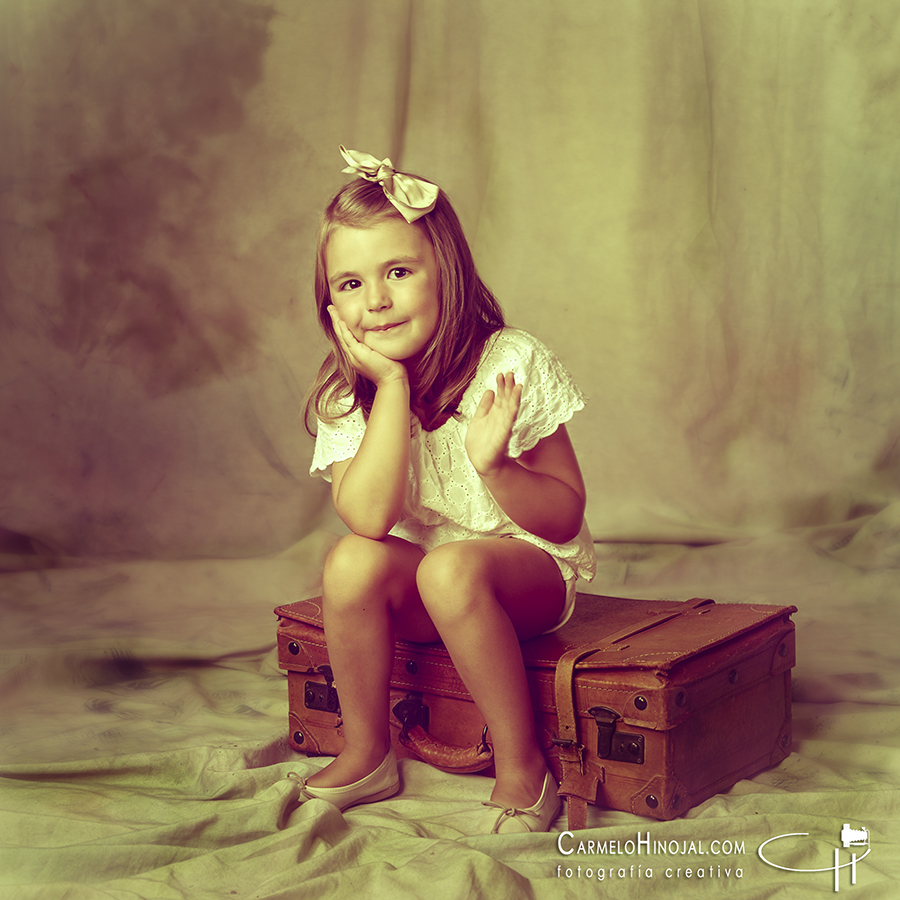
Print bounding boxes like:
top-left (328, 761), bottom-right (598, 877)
top-left (329, 297), bottom-right (351, 327)
top-left (338, 312), bottom-right (365, 342)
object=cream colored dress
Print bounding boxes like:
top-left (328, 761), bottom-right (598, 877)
top-left (310, 327), bottom-right (596, 628)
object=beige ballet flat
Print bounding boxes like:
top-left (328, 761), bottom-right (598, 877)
top-left (288, 749), bottom-right (400, 812)
top-left (478, 770), bottom-right (562, 834)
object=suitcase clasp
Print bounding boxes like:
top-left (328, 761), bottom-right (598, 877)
top-left (589, 706), bottom-right (645, 765)
top-left (304, 665), bottom-right (340, 715)
top-left (392, 692), bottom-right (430, 734)
top-left (589, 707), bottom-right (621, 757)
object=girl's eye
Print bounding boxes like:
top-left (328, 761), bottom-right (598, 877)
top-left (339, 279), bottom-right (361, 292)
top-left (389, 267), bottom-right (411, 280)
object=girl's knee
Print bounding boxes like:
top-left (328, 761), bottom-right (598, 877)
top-left (416, 543), bottom-right (490, 618)
top-left (322, 534), bottom-right (393, 605)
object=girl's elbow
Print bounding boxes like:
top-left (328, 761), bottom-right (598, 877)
top-left (344, 520), bottom-right (396, 541)
top-left (526, 506), bottom-right (583, 544)
top-left (336, 504), bottom-right (400, 541)
top-left (547, 500), bottom-right (586, 545)
top-left (544, 520), bottom-right (583, 545)
top-left (349, 521), bottom-right (395, 541)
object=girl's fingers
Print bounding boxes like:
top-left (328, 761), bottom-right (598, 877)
top-left (330, 307), bottom-right (361, 355)
top-left (328, 306), bottom-right (347, 342)
top-left (494, 372), bottom-right (522, 412)
top-left (475, 389), bottom-right (495, 419)
top-left (329, 306), bottom-right (351, 339)
top-left (329, 307), bottom-right (362, 368)
top-left (328, 304), bottom-right (405, 385)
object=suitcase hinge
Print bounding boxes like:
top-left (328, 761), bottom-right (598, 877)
top-left (589, 706), bottom-right (645, 765)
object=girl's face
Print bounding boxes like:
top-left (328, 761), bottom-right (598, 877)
top-left (325, 218), bottom-right (440, 368)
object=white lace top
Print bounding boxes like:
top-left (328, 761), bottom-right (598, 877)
top-left (310, 327), bottom-right (596, 583)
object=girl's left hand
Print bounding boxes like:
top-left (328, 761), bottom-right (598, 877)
top-left (465, 372), bottom-right (523, 477)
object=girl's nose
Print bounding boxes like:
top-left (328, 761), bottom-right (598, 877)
top-left (366, 285), bottom-right (392, 311)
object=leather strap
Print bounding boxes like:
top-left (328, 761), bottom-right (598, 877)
top-left (583, 597), bottom-right (714, 653)
top-left (553, 598), bottom-right (713, 829)
top-left (553, 642), bottom-right (604, 828)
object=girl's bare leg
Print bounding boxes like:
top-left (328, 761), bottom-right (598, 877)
top-left (414, 539), bottom-right (566, 809)
top-left (305, 533), bottom-right (427, 788)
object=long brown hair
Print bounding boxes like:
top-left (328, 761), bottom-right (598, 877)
top-left (304, 177), bottom-right (504, 433)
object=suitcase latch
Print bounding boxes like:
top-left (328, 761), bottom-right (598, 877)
top-left (304, 665), bottom-right (340, 715)
top-left (392, 692), bottom-right (431, 734)
top-left (589, 706), bottom-right (644, 765)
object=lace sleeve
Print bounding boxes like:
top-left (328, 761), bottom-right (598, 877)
top-left (495, 330), bottom-right (586, 459)
top-left (309, 405), bottom-right (367, 482)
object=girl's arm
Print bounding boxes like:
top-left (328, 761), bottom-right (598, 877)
top-left (329, 311), bottom-right (411, 539)
top-left (466, 373), bottom-right (586, 545)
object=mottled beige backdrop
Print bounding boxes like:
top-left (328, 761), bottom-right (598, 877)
top-left (2, 0), bottom-right (899, 559)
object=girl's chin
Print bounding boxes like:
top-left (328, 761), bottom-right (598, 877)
top-left (363, 341), bottom-right (419, 363)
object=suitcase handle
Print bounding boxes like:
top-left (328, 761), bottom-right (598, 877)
top-left (398, 724), bottom-right (494, 774)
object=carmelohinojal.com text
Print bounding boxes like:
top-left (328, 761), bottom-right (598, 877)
top-left (556, 831), bottom-right (745, 882)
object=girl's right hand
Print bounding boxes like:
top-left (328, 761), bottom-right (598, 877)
top-left (329, 306), bottom-right (408, 387)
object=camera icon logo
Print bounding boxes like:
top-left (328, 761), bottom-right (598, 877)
top-left (840, 824), bottom-right (868, 849)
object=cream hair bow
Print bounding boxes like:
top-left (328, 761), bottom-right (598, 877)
top-left (339, 145), bottom-right (439, 223)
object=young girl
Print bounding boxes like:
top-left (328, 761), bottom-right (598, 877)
top-left (299, 147), bottom-right (595, 834)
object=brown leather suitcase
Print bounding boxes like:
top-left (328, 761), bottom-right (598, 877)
top-left (275, 593), bottom-right (796, 828)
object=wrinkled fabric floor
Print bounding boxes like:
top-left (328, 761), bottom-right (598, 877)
top-left (1, 514), bottom-right (899, 899)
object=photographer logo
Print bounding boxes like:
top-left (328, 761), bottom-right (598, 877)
top-left (758, 824), bottom-right (871, 892)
